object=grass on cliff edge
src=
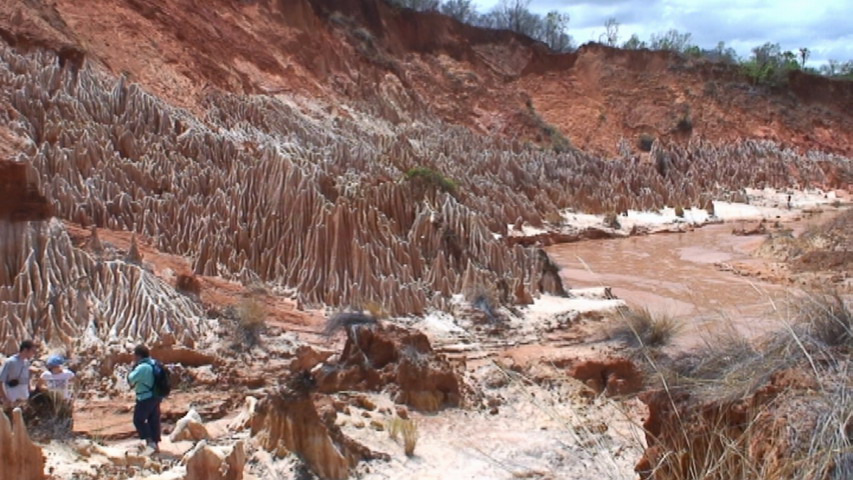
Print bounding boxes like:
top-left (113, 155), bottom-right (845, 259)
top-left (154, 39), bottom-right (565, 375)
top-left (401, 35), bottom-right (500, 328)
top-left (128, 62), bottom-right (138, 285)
top-left (633, 290), bottom-right (852, 480)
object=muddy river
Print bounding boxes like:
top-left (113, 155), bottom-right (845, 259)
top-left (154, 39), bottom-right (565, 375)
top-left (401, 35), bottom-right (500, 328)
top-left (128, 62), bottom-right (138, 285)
top-left (546, 215), bottom-right (829, 344)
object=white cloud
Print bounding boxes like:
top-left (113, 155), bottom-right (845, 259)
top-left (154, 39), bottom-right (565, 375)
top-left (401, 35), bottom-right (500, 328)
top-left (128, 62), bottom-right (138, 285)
top-left (471, 0), bottom-right (852, 65)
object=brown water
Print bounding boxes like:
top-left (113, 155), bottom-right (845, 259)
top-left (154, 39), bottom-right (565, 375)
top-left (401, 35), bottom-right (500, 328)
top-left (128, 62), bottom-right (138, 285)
top-left (547, 221), bottom-right (808, 343)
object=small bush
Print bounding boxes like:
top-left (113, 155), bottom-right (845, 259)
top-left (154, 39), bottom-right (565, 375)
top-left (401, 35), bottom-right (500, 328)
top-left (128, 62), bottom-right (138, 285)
top-left (796, 291), bottom-right (852, 347)
top-left (676, 115), bottom-right (693, 133)
top-left (525, 101), bottom-right (572, 152)
top-left (674, 205), bottom-right (685, 218)
top-left (362, 301), bottom-right (388, 320)
top-left (25, 390), bottom-right (74, 439)
top-left (543, 210), bottom-right (564, 225)
top-left (610, 307), bottom-right (680, 348)
top-left (638, 133), bottom-right (655, 152)
top-left (387, 417), bottom-right (418, 456)
top-left (236, 297), bottom-right (267, 348)
top-left (404, 167), bottom-right (458, 195)
top-left (324, 311), bottom-right (377, 337)
top-left (603, 211), bottom-right (621, 229)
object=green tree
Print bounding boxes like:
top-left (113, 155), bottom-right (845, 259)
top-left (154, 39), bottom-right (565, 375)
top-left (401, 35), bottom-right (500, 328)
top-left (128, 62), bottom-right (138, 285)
top-left (798, 47), bottom-right (810, 67)
top-left (622, 34), bottom-right (646, 50)
top-left (649, 29), bottom-right (694, 53)
top-left (542, 11), bottom-right (572, 52)
top-left (392, 0), bottom-right (440, 10)
top-left (599, 17), bottom-right (619, 46)
top-left (440, 0), bottom-right (477, 23)
top-left (741, 42), bottom-right (799, 86)
top-left (709, 41), bottom-right (738, 64)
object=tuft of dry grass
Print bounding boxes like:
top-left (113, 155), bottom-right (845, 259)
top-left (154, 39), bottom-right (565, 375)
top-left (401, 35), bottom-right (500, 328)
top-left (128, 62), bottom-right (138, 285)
top-left (236, 297), bottom-right (267, 348)
top-left (609, 307), bottom-right (681, 349)
top-left (634, 292), bottom-right (853, 480)
top-left (25, 390), bottom-right (74, 440)
top-left (796, 291), bottom-right (852, 348)
top-left (603, 211), bottom-right (621, 229)
top-left (324, 311), bottom-right (377, 337)
top-left (387, 417), bottom-right (418, 457)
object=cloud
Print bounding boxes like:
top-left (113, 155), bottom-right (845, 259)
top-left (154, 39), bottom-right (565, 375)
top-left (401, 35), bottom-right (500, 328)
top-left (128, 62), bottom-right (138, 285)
top-left (472, 0), bottom-right (852, 65)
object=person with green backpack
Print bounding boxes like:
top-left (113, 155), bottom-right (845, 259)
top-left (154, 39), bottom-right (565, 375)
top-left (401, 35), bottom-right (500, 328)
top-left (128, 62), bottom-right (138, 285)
top-left (128, 344), bottom-right (170, 454)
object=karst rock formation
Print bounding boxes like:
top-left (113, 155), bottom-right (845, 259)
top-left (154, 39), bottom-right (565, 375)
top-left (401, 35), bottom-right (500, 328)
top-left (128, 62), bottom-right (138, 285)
top-left (251, 388), bottom-right (387, 480)
top-left (316, 322), bottom-right (462, 411)
top-left (0, 409), bottom-right (46, 480)
top-left (0, 0), bottom-right (850, 348)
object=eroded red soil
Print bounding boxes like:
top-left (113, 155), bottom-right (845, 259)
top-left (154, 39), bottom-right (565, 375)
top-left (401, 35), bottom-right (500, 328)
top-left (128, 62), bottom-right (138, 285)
top-left (2, 0), bottom-right (851, 156)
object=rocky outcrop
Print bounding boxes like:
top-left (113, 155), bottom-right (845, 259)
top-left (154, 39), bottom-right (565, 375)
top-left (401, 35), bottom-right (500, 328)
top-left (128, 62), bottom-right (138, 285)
top-left (569, 357), bottom-right (643, 397)
top-left (5, 0), bottom-right (853, 156)
top-left (0, 219), bottom-right (206, 348)
top-left (251, 389), bottom-right (387, 480)
top-left (184, 440), bottom-right (245, 480)
top-left (0, 161), bottom-right (51, 222)
top-left (228, 396), bottom-right (258, 432)
top-left (0, 38), bottom-right (843, 320)
top-left (171, 409), bottom-right (209, 442)
top-left (315, 323), bottom-right (462, 412)
top-left (0, 408), bottom-right (45, 480)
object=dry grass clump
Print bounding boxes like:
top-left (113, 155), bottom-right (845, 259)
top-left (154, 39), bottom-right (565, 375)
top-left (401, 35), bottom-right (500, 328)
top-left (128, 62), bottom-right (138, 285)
top-left (670, 323), bottom-right (786, 401)
top-left (637, 293), bottom-right (852, 480)
top-left (323, 311), bottom-right (378, 337)
top-left (609, 307), bottom-right (681, 349)
top-left (25, 390), bottom-right (74, 439)
top-left (236, 297), bottom-right (267, 348)
top-left (795, 291), bottom-right (852, 348)
top-left (603, 211), bottom-right (621, 229)
top-left (387, 417), bottom-right (418, 457)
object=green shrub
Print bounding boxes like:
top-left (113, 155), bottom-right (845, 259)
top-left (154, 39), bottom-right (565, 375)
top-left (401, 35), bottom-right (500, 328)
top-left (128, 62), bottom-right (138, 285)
top-left (638, 133), bottom-right (655, 152)
top-left (404, 167), bottom-right (458, 195)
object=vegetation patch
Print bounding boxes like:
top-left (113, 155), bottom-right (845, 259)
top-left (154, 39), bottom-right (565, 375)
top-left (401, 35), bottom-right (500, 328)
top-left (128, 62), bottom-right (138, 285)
top-left (404, 166), bottom-right (459, 195)
top-left (608, 307), bottom-right (680, 349)
top-left (638, 133), bottom-right (655, 152)
top-left (387, 417), bottom-right (418, 457)
top-left (234, 297), bottom-right (267, 349)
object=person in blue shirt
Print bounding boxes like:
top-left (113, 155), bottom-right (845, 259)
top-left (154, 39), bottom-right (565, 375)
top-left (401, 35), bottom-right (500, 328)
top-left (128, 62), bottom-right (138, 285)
top-left (0, 340), bottom-right (37, 407)
top-left (127, 345), bottom-right (161, 453)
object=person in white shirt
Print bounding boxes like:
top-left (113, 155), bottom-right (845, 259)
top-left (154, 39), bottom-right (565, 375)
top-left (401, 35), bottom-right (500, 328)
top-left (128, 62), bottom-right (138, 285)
top-left (39, 355), bottom-right (75, 400)
top-left (0, 340), bottom-right (37, 406)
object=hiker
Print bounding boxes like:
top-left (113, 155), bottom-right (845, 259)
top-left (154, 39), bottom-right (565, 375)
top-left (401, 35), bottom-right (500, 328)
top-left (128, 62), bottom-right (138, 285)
top-left (0, 340), bottom-right (37, 407)
top-left (128, 345), bottom-right (162, 453)
top-left (38, 355), bottom-right (76, 400)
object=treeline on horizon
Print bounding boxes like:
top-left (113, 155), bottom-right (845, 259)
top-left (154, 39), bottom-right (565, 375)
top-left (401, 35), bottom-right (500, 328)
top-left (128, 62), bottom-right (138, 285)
top-left (387, 0), bottom-right (853, 85)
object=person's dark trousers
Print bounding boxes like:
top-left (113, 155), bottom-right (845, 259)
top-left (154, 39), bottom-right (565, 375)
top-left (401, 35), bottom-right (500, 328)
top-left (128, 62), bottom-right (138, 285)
top-left (133, 397), bottom-right (162, 443)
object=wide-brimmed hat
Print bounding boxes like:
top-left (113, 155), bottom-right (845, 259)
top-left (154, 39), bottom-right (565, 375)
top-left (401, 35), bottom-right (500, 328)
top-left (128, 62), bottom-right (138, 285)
top-left (46, 354), bottom-right (66, 368)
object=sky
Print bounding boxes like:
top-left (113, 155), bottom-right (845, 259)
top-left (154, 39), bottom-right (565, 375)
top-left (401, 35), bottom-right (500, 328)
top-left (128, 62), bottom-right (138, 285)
top-left (472, 0), bottom-right (852, 67)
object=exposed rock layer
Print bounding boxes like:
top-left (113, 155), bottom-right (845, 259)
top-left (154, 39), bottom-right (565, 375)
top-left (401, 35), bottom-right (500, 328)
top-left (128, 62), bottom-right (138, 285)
top-left (0, 408), bottom-right (45, 480)
top-left (0, 161), bottom-right (51, 222)
top-left (316, 323), bottom-right (462, 411)
top-left (637, 367), bottom-right (849, 480)
top-left (183, 440), bottom-right (245, 480)
top-left (2, 0), bottom-right (851, 155)
top-left (1, 39), bottom-right (845, 323)
top-left (251, 390), bottom-right (387, 480)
